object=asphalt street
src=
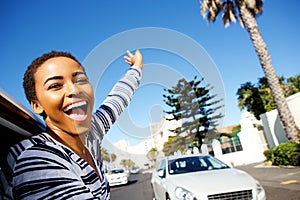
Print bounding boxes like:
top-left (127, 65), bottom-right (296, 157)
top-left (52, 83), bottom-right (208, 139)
top-left (236, 162), bottom-right (300, 200)
top-left (110, 172), bottom-right (153, 200)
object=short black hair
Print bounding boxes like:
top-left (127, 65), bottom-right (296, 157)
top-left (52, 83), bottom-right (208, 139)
top-left (23, 50), bottom-right (84, 103)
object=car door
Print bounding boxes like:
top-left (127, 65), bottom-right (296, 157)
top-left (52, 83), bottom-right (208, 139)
top-left (0, 89), bottom-right (45, 198)
top-left (152, 159), bottom-right (167, 200)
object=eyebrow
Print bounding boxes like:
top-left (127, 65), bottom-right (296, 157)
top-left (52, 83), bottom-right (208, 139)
top-left (43, 71), bottom-right (87, 86)
top-left (43, 76), bottom-right (63, 86)
top-left (72, 71), bottom-right (86, 77)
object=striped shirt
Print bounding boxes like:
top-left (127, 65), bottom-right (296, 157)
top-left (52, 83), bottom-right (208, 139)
top-left (6, 66), bottom-right (142, 200)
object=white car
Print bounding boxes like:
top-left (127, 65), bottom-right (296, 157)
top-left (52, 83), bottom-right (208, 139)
top-left (106, 168), bottom-right (129, 187)
top-left (151, 154), bottom-right (266, 200)
top-left (130, 166), bottom-right (140, 174)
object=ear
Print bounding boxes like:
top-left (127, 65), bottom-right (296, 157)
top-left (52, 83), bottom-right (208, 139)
top-left (31, 100), bottom-right (44, 115)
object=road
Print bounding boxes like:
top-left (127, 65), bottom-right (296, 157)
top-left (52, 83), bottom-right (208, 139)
top-left (110, 164), bottom-right (300, 200)
top-left (236, 163), bottom-right (300, 200)
top-left (110, 172), bottom-right (153, 200)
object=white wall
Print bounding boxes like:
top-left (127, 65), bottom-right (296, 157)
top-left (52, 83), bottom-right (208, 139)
top-left (260, 92), bottom-right (300, 148)
top-left (215, 93), bottom-right (300, 166)
top-left (214, 112), bottom-right (268, 166)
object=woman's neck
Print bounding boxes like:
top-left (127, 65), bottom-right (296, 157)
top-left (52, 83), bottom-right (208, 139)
top-left (45, 126), bottom-right (86, 157)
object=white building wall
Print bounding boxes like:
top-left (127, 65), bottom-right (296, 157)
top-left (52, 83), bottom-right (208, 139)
top-left (150, 115), bottom-right (180, 152)
top-left (260, 92), bottom-right (300, 148)
top-left (215, 91), bottom-right (300, 166)
top-left (214, 112), bottom-right (268, 166)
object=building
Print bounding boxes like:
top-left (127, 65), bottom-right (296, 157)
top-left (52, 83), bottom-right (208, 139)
top-left (260, 92), bottom-right (300, 148)
top-left (150, 115), bottom-right (181, 152)
top-left (209, 112), bottom-right (269, 166)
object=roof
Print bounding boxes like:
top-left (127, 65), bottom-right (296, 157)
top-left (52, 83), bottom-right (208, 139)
top-left (216, 125), bottom-right (238, 134)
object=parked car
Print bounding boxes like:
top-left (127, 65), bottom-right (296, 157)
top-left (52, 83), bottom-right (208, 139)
top-left (130, 166), bottom-right (140, 174)
top-left (105, 168), bottom-right (129, 187)
top-left (151, 154), bottom-right (266, 200)
top-left (0, 89), bottom-right (45, 198)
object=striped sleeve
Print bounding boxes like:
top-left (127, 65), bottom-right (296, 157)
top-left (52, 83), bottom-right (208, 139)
top-left (90, 66), bottom-right (142, 138)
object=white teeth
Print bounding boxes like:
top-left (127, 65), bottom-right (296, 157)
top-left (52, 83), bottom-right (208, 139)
top-left (64, 101), bottom-right (87, 112)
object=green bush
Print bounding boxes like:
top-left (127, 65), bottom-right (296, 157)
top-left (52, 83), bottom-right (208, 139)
top-left (263, 149), bottom-right (273, 161)
top-left (263, 142), bottom-right (300, 166)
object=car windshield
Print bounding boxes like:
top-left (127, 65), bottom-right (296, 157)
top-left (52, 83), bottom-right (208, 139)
top-left (168, 155), bottom-right (230, 175)
top-left (109, 169), bottom-right (125, 174)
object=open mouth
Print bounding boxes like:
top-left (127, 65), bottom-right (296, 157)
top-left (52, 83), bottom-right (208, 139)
top-left (63, 101), bottom-right (88, 121)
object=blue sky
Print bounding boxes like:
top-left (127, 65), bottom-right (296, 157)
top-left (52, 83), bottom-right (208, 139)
top-left (1, 0), bottom-right (299, 147)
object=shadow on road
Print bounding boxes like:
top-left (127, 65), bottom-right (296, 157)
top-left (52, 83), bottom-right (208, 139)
top-left (127, 179), bottom-right (138, 185)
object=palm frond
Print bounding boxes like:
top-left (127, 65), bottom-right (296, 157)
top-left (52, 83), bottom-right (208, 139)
top-left (222, 1), bottom-right (237, 28)
top-left (244, 0), bottom-right (263, 16)
top-left (200, 0), bottom-right (222, 22)
top-left (238, 15), bottom-right (245, 28)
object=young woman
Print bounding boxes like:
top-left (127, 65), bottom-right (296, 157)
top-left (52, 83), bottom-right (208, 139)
top-left (6, 50), bottom-right (143, 199)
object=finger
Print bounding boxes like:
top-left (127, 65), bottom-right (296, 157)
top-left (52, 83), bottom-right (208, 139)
top-left (126, 50), bottom-right (134, 57)
top-left (124, 57), bottom-right (132, 63)
top-left (124, 55), bottom-right (130, 60)
top-left (124, 56), bottom-right (133, 65)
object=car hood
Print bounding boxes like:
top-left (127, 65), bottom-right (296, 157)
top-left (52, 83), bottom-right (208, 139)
top-left (166, 168), bottom-right (257, 194)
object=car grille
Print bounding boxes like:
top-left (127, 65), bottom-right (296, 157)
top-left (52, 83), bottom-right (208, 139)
top-left (207, 190), bottom-right (252, 200)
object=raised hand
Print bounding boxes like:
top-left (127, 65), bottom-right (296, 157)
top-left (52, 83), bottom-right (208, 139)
top-left (124, 49), bottom-right (143, 70)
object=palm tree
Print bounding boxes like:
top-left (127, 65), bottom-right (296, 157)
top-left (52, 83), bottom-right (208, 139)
top-left (101, 148), bottom-right (110, 162)
top-left (147, 148), bottom-right (158, 166)
top-left (120, 159), bottom-right (135, 170)
top-left (199, 0), bottom-right (299, 143)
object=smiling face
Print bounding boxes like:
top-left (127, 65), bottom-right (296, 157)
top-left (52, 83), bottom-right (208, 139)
top-left (31, 56), bottom-right (94, 135)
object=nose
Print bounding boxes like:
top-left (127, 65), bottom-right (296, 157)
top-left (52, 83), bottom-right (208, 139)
top-left (65, 81), bottom-right (80, 97)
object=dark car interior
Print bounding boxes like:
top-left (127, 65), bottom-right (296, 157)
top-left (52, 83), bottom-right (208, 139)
top-left (0, 89), bottom-right (45, 198)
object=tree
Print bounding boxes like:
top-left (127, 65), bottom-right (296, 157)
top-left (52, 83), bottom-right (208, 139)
top-left (110, 153), bottom-right (117, 163)
top-left (101, 148), bottom-right (117, 163)
top-left (147, 148), bottom-right (158, 166)
top-left (101, 148), bottom-right (110, 162)
top-left (163, 76), bottom-right (223, 152)
top-left (237, 75), bottom-right (300, 120)
top-left (199, 0), bottom-right (299, 143)
top-left (120, 159), bottom-right (135, 170)
top-left (146, 148), bottom-right (158, 162)
top-left (236, 81), bottom-right (268, 119)
top-left (286, 75), bottom-right (300, 95)
top-left (162, 135), bottom-right (191, 156)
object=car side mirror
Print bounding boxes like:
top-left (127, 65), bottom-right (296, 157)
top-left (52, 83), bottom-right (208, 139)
top-left (157, 169), bottom-right (165, 178)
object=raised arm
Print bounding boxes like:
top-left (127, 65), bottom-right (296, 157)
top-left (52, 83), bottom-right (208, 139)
top-left (89, 50), bottom-right (143, 139)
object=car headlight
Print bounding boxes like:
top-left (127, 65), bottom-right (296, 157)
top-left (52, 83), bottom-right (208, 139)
top-left (175, 187), bottom-right (196, 200)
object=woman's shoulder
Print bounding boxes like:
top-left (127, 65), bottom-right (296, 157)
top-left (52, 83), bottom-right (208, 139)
top-left (8, 132), bottom-right (71, 164)
top-left (10, 133), bottom-right (55, 152)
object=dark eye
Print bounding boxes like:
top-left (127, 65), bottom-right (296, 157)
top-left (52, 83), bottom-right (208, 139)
top-left (48, 83), bottom-right (62, 90)
top-left (75, 77), bottom-right (88, 84)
